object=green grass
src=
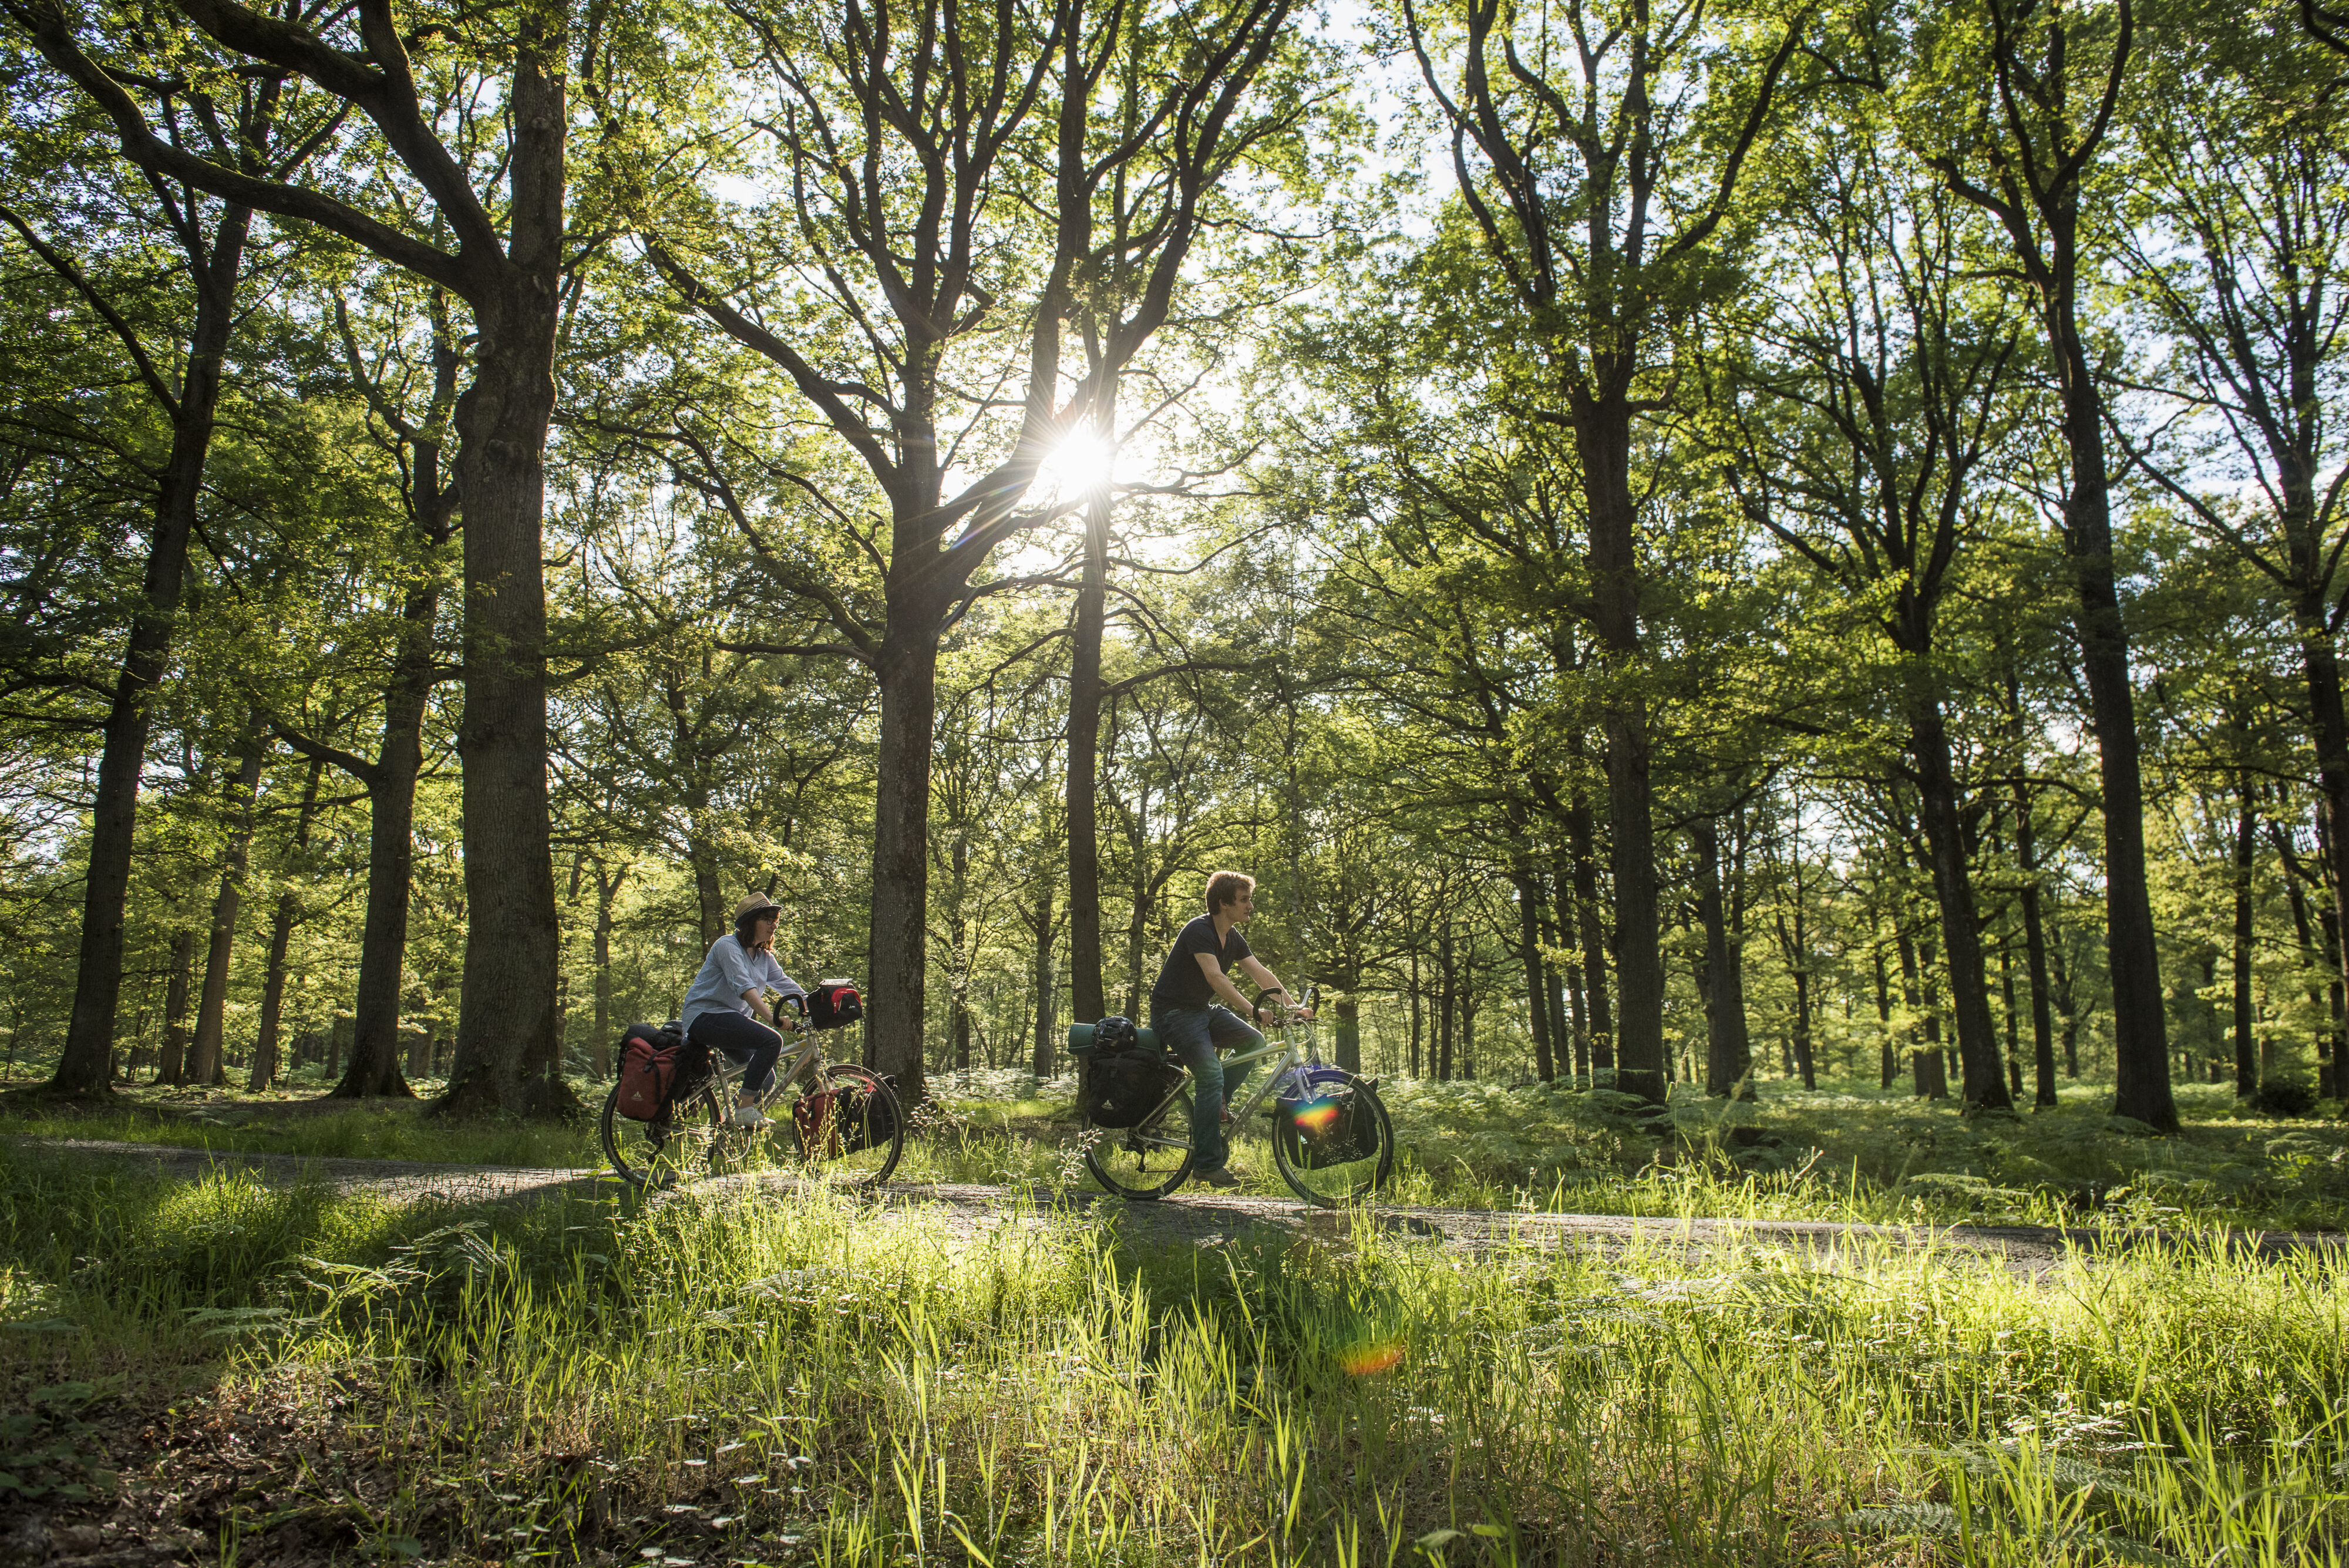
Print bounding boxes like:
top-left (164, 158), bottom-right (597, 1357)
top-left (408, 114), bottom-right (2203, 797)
top-left (5, 1088), bottom-right (604, 1169)
top-left (2, 1139), bottom-right (2344, 1566)
top-left (14, 1071), bottom-right (2347, 1234)
top-left (1366, 1075), bottom-right (2349, 1231)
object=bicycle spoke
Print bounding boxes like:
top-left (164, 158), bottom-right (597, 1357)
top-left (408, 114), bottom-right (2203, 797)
top-left (1271, 1076), bottom-right (1395, 1207)
top-left (1085, 1087), bottom-right (1196, 1199)
top-left (783, 1065), bottom-right (904, 1187)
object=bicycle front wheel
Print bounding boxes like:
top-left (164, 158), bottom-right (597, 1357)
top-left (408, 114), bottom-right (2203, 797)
top-left (602, 1079), bottom-right (729, 1188)
top-left (784, 1065), bottom-right (905, 1187)
top-left (1085, 1086), bottom-right (1197, 1200)
top-left (1271, 1074), bottom-right (1394, 1208)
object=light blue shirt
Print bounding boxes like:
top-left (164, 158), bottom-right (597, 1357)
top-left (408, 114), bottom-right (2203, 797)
top-left (681, 935), bottom-right (805, 1028)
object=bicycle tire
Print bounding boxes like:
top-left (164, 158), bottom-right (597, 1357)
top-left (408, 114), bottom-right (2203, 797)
top-left (785, 1065), bottom-right (905, 1187)
top-left (1270, 1074), bottom-right (1394, 1208)
top-left (1085, 1085), bottom-right (1197, 1200)
top-left (601, 1078), bottom-right (728, 1188)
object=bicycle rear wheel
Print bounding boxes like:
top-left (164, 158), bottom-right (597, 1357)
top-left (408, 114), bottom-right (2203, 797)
top-left (783, 1065), bottom-right (904, 1187)
top-left (1085, 1086), bottom-right (1197, 1200)
top-left (601, 1079), bottom-right (729, 1187)
top-left (1270, 1074), bottom-right (1394, 1207)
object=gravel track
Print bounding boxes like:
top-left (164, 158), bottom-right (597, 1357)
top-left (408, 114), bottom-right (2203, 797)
top-left (14, 1135), bottom-right (2342, 1274)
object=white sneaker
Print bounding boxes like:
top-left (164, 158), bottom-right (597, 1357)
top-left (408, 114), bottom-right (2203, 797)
top-left (730, 1106), bottom-right (771, 1129)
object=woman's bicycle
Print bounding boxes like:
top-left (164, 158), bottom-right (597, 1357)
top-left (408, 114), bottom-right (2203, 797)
top-left (1079, 990), bottom-right (1394, 1207)
top-left (600, 1005), bottom-right (904, 1190)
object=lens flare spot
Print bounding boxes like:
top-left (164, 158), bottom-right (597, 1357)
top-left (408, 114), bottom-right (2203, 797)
top-left (1291, 1099), bottom-right (1340, 1134)
top-left (1338, 1341), bottom-right (1405, 1376)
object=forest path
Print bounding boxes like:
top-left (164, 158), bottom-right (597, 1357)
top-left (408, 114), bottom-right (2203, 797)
top-left (15, 1136), bottom-right (2342, 1276)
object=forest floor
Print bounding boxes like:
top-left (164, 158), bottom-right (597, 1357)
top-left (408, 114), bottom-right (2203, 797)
top-left (3, 1078), bottom-right (2345, 1567)
top-left (6, 1132), bottom-right (2343, 1278)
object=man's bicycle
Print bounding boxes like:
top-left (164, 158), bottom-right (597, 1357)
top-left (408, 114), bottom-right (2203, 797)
top-left (599, 1008), bottom-right (904, 1189)
top-left (1076, 990), bottom-right (1394, 1207)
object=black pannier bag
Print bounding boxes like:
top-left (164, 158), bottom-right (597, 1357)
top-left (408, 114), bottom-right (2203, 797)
top-left (806, 979), bottom-right (864, 1030)
top-left (1080, 1016), bottom-right (1184, 1128)
top-left (836, 1074), bottom-right (900, 1153)
top-left (1275, 1069), bottom-right (1376, 1169)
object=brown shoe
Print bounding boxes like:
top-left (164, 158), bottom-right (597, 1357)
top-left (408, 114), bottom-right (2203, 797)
top-left (1196, 1165), bottom-right (1242, 1189)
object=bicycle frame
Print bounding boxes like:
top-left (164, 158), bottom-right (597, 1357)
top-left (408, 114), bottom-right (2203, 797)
top-left (701, 1021), bottom-right (830, 1109)
top-left (1120, 1017), bottom-right (1317, 1151)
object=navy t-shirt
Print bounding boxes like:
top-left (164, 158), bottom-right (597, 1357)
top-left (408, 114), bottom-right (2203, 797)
top-left (1150, 915), bottom-right (1251, 1016)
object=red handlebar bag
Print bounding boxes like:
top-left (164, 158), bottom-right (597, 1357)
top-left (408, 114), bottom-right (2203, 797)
top-left (806, 980), bottom-right (864, 1030)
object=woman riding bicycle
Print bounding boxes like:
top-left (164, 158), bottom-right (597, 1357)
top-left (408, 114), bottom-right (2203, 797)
top-left (1149, 870), bottom-right (1311, 1188)
top-left (681, 893), bottom-right (807, 1130)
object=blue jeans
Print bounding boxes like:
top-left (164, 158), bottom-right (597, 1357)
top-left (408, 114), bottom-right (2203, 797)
top-left (687, 1009), bottom-right (782, 1095)
top-left (1152, 1005), bottom-right (1264, 1170)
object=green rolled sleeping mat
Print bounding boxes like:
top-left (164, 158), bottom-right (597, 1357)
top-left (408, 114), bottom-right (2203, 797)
top-left (1066, 1021), bottom-right (1160, 1052)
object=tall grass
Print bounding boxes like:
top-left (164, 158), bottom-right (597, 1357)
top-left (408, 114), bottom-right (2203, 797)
top-left (4, 1142), bottom-right (2343, 1565)
top-left (8, 1098), bottom-right (603, 1169)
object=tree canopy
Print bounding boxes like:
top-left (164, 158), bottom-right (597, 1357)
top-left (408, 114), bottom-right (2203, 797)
top-left (2, 0), bottom-right (2345, 1128)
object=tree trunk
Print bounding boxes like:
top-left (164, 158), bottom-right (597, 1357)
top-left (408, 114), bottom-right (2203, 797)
top-left (688, 836), bottom-right (725, 944)
top-left (1436, 917), bottom-right (1455, 1082)
top-left (2000, 942), bottom-right (2024, 1098)
top-left (2047, 925), bottom-right (2084, 1078)
top-left (1782, 906), bottom-right (1815, 1091)
top-left (439, 264), bottom-right (568, 1118)
top-left (1599, 708), bottom-right (1661, 1099)
top-left (251, 758), bottom-right (324, 1091)
top-left (52, 207), bottom-right (255, 1097)
top-left (1065, 477), bottom-right (1112, 1029)
top-left (1512, 867), bottom-right (1556, 1082)
top-left (1561, 800), bottom-right (1613, 1071)
top-left (336, 664), bottom-right (433, 1099)
top-left (950, 830), bottom-right (973, 1070)
top-left (428, 15), bottom-right (570, 1119)
top-left (1910, 703), bottom-right (2011, 1108)
top-left (156, 928), bottom-right (197, 1087)
top-left (1875, 944), bottom-right (1898, 1089)
top-left (2293, 624), bottom-right (2349, 1064)
top-left (1693, 819), bottom-right (1752, 1096)
top-left (2012, 778), bottom-right (2059, 1106)
top-left (2283, 870), bottom-right (2335, 1097)
top-left (2233, 776), bottom-right (2259, 1097)
top-left (1537, 892), bottom-right (1574, 1076)
top-left (2052, 331), bottom-right (2173, 1129)
top-left (188, 741), bottom-right (267, 1085)
top-left (1575, 402), bottom-right (1665, 1102)
top-left (869, 605), bottom-right (943, 1106)
top-left (592, 861), bottom-right (624, 1081)
top-left (1029, 883), bottom-right (1057, 1079)
top-left (1407, 937), bottom-right (1423, 1078)
top-left (1334, 994), bottom-right (1361, 1074)
top-left (1952, 1), bottom-right (2172, 1130)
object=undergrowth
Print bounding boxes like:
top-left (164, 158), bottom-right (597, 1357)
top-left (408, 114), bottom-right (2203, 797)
top-left (1, 1143), bottom-right (2343, 1566)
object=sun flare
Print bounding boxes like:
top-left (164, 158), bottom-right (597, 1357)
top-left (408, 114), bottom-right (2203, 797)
top-left (1033, 428), bottom-right (1116, 502)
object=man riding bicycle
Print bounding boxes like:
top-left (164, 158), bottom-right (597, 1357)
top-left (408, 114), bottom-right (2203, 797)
top-left (1148, 870), bottom-right (1310, 1188)
top-left (681, 893), bottom-right (807, 1129)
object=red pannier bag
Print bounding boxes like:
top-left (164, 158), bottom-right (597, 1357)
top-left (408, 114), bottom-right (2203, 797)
top-left (615, 1022), bottom-right (685, 1121)
top-left (806, 979), bottom-right (863, 1031)
top-left (792, 1088), bottom-right (841, 1156)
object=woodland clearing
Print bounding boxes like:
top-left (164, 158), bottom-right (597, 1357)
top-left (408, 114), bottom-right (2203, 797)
top-left (2, 1079), bottom-right (2344, 1567)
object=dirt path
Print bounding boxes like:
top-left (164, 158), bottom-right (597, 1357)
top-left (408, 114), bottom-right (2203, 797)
top-left (14, 1136), bottom-right (2341, 1274)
